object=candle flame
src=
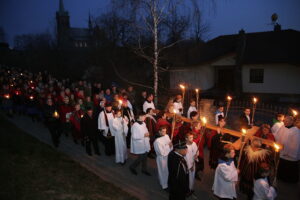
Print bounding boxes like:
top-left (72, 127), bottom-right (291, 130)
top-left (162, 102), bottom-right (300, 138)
top-left (20, 73), bottom-right (23, 76)
top-left (273, 143), bottom-right (280, 152)
top-left (81, 114), bottom-right (84, 118)
top-left (29, 96), bottom-right (34, 100)
top-left (179, 84), bottom-right (185, 89)
top-left (173, 109), bottom-right (177, 114)
top-left (4, 94), bottom-right (10, 99)
top-left (292, 109), bottom-right (298, 117)
top-left (118, 100), bottom-right (123, 105)
top-left (202, 117), bottom-right (207, 124)
top-left (227, 96), bottom-right (232, 101)
top-left (195, 88), bottom-right (199, 93)
top-left (54, 111), bottom-right (59, 117)
top-left (253, 97), bottom-right (258, 103)
top-left (30, 80), bottom-right (33, 83)
top-left (242, 129), bottom-right (247, 135)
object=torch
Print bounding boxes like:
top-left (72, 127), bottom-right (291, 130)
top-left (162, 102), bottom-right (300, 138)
top-left (170, 109), bottom-right (177, 141)
top-left (272, 143), bottom-right (281, 185)
top-left (118, 100), bottom-right (123, 116)
top-left (225, 96), bottom-right (232, 119)
top-left (179, 84), bottom-right (186, 111)
top-left (53, 111), bottom-right (59, 118)
top-left (237, 129), bottom-right (247, 169)
top-left (195, 88), bottom-right (199, 110)
top-left (251, 97), bottom-right (258, 125)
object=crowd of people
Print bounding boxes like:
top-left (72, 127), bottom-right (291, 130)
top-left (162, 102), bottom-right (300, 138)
top-left (1, 66), bottom-right (299, 200)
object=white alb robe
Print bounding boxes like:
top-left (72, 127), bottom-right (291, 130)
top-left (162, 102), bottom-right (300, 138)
top-left (274, 126), bottom-right (300, 161)
top-left (253, 177), bottom-right (277, 200)
top-left (187, 106), bottom-right (197, 119)
top-left (154, 134), bottom-right (172, 189)
top-left (130, 122), bottom-right (151, 154)
top-left (173, 101), bottom-right (183, 115)
top-left (143, 100), bottom-right (155, 113)
top-left (271, 121), bottom-right (284, 134)
top-left (185, 142), bottom-right (198, 190)
top-left (212, 161), bottom-right (238, 199)
top-left (112, 117), bottom-right (129, 163)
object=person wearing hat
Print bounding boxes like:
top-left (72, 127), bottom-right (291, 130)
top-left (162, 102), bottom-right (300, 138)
top-left (168, 140), bottom-right (189, 200)
top-left (129, 112), bottom-right (151, 176)
top-left (98, 102), bottom-right (115, 155)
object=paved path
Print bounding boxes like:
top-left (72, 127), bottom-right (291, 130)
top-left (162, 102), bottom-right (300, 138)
top-left (2, 113), bottom-right (299, 200)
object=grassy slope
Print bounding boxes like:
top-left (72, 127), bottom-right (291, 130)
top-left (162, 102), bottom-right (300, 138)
top-left (0, 115), bottom-right (137, 200)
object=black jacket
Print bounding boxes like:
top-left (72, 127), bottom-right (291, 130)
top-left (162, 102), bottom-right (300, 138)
top-left (81, 114), bottom-right (98, 139)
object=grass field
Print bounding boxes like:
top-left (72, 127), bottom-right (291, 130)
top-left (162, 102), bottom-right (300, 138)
top-left (0, 115), bottom-right (137, 200)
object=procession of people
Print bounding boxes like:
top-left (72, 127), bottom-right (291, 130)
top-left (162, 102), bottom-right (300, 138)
top-left (1, 66), bottom-right (300, 200)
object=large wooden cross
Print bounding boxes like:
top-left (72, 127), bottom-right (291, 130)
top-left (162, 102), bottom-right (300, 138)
top-left (166, 113), bottom-right (283, 150)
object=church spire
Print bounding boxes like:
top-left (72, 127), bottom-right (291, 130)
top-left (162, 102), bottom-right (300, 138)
top-left (59, 0), bottom-right (66, 14)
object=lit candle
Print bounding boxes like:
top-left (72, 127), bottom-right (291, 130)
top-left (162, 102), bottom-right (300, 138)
top-left (225, 96), bottom-right (232, 119)
top-left (4, 94), bottom-right (10, 99)
top-left (251, 97), bottom-right (258, 125)
top-left (292, 109), bottom-right (298, 117)
top-left (81, 114), bottom-right (84, 118)
top-left (242, 128), bottom-right (247, 136)
top-left (195, 88), bottom-right (199, 110)
top-left (179, 84), bottom-right (186, 111)
top-left (237, 128), bottom-right (248, 169)
top-left (20, 73), bottom-right (23, 76)
top-left (54, 111), bottom-right (59, 118)
top-left (273, 142), bottom-right (281, 185)
top-left (29, 95), bottom-right (34, 100)
top-left (201, 117), bottom-right (207, 126)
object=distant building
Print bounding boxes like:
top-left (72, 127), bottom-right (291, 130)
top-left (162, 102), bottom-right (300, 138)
top-left (169, 29), bottom-right (300, 96)
top-left (56, 0), bottom-right (103, 49)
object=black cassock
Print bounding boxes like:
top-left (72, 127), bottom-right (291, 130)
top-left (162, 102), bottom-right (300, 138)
top-left (168, 151), bottom-right (189, 200)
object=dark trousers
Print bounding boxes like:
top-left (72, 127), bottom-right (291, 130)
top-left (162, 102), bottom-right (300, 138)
top-left (278, 158), bottom-right (299, 183)
top-left (86, 138), bottom-right (100, 155)
top-left (104, 136), bottom-right (115, 156)
top-left (130, 152), bottom-right (148, 171)
top-left (47, 124), bottom-right (61, 147)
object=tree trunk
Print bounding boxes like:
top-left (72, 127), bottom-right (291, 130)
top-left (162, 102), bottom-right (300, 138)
top-left (153, 2), bottom-right (159, 106)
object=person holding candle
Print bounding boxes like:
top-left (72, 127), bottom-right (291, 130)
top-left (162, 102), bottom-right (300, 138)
top-left (43, 98), bottom-right (61, 147)
top-left (215, 105), bottom-right (224, 125)
top-left (173, 94), bottom-right (184, 115)
top-left (212, 144), bottom-right (238, 200)
top-left (187, 99), bottom-right (197, 119)
top-left (275, 116), bottom-right (300, 183)
top-left (253, 162), bottom-right (277, 200)
top-left (112, 109), bottom-right (129, 165)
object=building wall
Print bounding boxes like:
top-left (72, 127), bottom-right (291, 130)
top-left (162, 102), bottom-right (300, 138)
top-left (169, 65), bottom-right (215, 90)
top-left (242, 64), bottom-right (300, 94)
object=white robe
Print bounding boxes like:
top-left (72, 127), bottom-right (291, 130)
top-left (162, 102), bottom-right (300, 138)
top-left (112, 117), bottom-right (129, 163)
top-left (212, 161), bottom-right (238, 199)
top-left (215, 111), bottom-right (224, 125)
top-left (173, 101), bottom-right (183, 115)
top-left (253, 177), bottom-right (277, 200)
top-left (271, 121), bottom-right (284, 134)
top-left (187, 106), bottom-right (197, 119)
top-left (154, 135), bottom-right (172, 189)
top-left (98, 111), bottom-right (114, 137)
top-left (143, 100), bottom-right (155, 113)
top-left (185, 142), bottom-right (198, 190)
top-left (274, 126), bottom-right (300, 161)
top-left (130, 122), bottom-right (151, 154)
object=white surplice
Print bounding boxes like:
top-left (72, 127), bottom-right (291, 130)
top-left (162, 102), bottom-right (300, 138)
top-left (187, 106), bottom-right (197, 119)
top-left (212, 161), bottom-right (238, 199)
top-left (154, 134), bottom-right (172, 189)
top-left (112, 117), bottom-right (129, 163)
top-left (271, 121), bottom-right (284, 134)
top-left (185, 142), bottom-right (198, 190)
top-left (130, 121), bottom-right (150, 154)
top-left (253, 177), bottom-right (277, 200)
top-left (98, 111), bottom-right (114, 137)
top-left (143, 100), bottom-right (155, 113)
top-left (173, 101), bottom-right (183, 115)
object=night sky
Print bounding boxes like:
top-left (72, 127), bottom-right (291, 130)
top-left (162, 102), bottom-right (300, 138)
top-left (1, 0), bottom-right (300, 47)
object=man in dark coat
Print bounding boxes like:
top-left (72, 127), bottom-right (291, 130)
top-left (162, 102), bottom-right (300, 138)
top-left (239, 107), bottom-right (252, 130)
top-left (81, 106), bottom-right (101, 156)
top-left (43, 98), bottom-right (61, 147)
top-left (168, 140), bottom-right (189, 200)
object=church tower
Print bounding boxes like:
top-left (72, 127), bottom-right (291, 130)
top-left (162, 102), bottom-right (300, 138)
top-left (56, 0), bottom-right (70, 47)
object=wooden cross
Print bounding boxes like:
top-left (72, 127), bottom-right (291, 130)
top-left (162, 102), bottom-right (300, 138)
top-left (166, 113), bottom-right (283, 150)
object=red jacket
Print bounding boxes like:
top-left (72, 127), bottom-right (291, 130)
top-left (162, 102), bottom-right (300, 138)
top-left (254, 130), bottom-right (275, 141)
top-left (70, 110), bottom-right (85, 131)
top-left (58, 104), bottom-right (74, 123)
top-left (192, 128), bottom-right (205, 158)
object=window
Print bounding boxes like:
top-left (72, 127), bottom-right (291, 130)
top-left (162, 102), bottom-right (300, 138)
top-left (250, 69), bottom-right (264, 83)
